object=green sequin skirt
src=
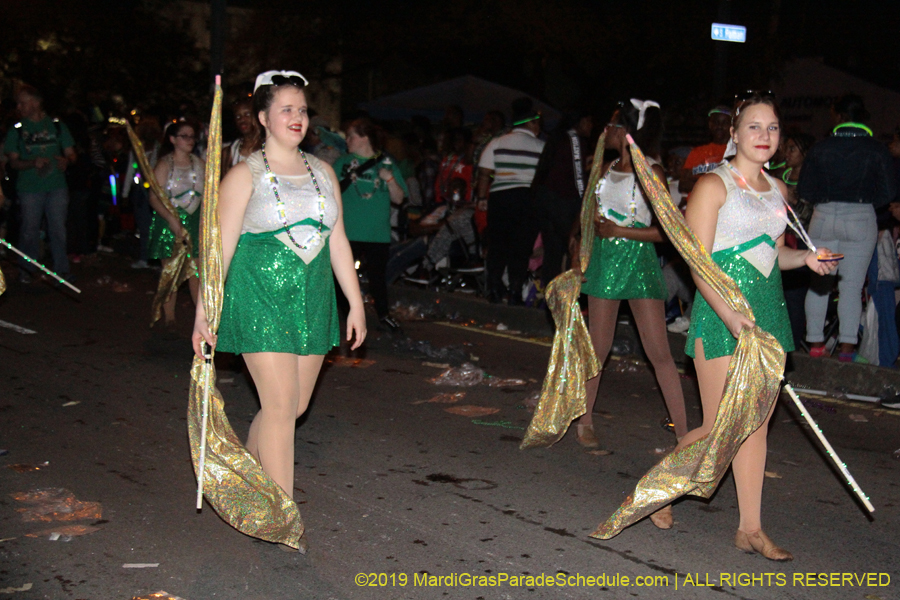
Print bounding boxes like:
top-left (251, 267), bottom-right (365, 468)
top-left (686, 253), bottom-right (793, 359)
top-left (148, 208), bottom-right (201, 260)
top-left (216, 231), bottom-right (339, 355)
top-left (581, 236), bottom-right (666, 300)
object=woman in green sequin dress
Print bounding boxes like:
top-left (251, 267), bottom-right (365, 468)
top-left (192, 71), bottom-right (366, 552)
top-left (574, 101), bottom-right (688, 450)
top-left (661, 94), bottom-right (836, 560)
top-left (148, 121), bottom-right (204, 326)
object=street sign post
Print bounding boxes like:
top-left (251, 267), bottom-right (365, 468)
top-left (711, 23), bottom-right (747, 43)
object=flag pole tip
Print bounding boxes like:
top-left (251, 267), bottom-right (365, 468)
top-left (626, 134), bottom-right (635, 145)
top-left (215, 75), bottom-right (222, 86)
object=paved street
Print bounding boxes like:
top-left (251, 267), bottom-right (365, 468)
top-left (0, 254), bottom-right (897, 600)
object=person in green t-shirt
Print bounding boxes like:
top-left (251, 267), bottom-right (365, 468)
top-left (333, 118), bottom-right (407, 330)
top-left (4, 85), bottom-right (76, 282)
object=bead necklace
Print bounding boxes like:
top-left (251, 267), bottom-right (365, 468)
top-left (261, 143), bottom-right (328, 251)
top-left (727, 162), bottom-right (817, 252)
top-left (594, 159), bottom-right (638, 227)
top-left (167, 154), bottom-right (198, 201)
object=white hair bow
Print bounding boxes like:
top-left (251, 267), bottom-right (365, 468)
top-left (253, 70), bottom-right (309, 92)
top-left (630, 98), bottom-right (660, 130)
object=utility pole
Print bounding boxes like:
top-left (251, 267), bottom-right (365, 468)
top-left (713, 0), bottom-right (730, 101)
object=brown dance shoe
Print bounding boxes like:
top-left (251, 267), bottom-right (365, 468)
top-left (649, 505), bottom-right (673, 529)
top-left (576, 423), bottom-right (601, 448)
top-left (734, 529), bottom-right (793, 561)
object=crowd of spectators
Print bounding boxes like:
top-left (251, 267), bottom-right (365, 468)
top-left (2, 83), bottom-right (899, 364)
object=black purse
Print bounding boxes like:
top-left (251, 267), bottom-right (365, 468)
top-left (339, 154), bottom-right (381, 193)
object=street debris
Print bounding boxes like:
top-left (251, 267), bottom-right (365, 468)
top-left (0, 319), bottom-right (37, 335)
top-left (588, 450), bottom-right (613, 456)
top-left (422, 361), bottom-right (451, 369)
top-left (764, 471), bottom-right (782, 479)
top-left (523, 391), bottom-right (540, 410)
top-left (124, 563), bottom-right (161, 569)
top-left (6, 461), bottom-right (49, 472)
top-left (62, 401), bottom-right (80, 407)
top-left (444, 405), bottom-right (500, 417)
top-left (26, 524), bottom-right (101, 539)
top-left (485, 376), bottom-right (528, 388)
top-left (411, 392), bottom-right (465, 405)
top-left (326, 356), bottom-right (375, 368)
top-left (0, 583), bottom-right (32, 593)
top-left (471, 419), bottom-right (524, 430)
top-left (849, 414), bottom-right (869, 423)
top-left (429, 363), bottom-right (485, 387)
top-left (11, 488), bottom-right (102, 522)
top-left (132, 592), bottom-right (185, 600)
top-left (394, 337), bottom-right (470, 364)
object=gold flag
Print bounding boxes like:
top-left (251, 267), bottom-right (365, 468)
top-left (185, 79), bottom-right (304, 548)
top-left (519, 133), bottom-right (608, 449)
top-left (591, 140), bottom-right (785, 539)
top-left (110, 117), bottom-right (195, 325)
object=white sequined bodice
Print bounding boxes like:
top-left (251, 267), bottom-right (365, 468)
top-left (241, 151), bottom-right (338, 236)
top-left (168, 155), bottom-right (204, 213)
top-left (710, 163), bottom-right (786, 273)
top-left (597, 158), bottom-right (658, 227)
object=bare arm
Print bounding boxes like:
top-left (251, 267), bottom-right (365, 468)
top-left (772, 180), bottom-right (837, 274)
top-left (148, 160), bottom-right (184, 235)
top-left (6, 151), bottom-right (46, 172)
top-left (324, 162), bottom-right (367, 349)
top-left (476, 168), bottom-right (493, 200)
top-left (684, 174), bottom-right (754, 338)
top-left (191, 162), bottom-right (253, 357)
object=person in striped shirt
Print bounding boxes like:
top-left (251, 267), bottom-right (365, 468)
top-left (476, 97), bottom-right (545, 304)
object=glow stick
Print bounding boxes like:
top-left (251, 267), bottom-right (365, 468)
top-left (109, 174), bottom-right (118, 206)
top-left (0, 238), bottom-right (81, 293)
top-left (782, 382), bottom-right (875, 513)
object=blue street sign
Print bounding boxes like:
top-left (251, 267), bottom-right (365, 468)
top-left (711, 23), bottom-right (747, 43)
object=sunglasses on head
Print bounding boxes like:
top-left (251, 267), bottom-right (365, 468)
top-left (270, 74), bottom-right (306, 88)
top-left (734, 90), bottom-right (776, 103)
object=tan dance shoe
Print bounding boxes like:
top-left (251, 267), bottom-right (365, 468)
top-left (649, 505), bottom-right (673, 529)
top-left (576, 423), bottom-right (601, 448)
top-left (278, 532), bottom-right (309, 555)
top-left (734, 529), bottom-right (793, 561)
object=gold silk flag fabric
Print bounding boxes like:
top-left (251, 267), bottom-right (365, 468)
top-left (591, 141), bottom-right (786, 539)
top-left (186, 80), bottom-right (303, 549)
top-left (520, 133), bottom-right (607, 449)
top-left (111, 118), bottom-right (196, 326)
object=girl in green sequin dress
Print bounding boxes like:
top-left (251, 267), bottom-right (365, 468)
top-left (574, 101), bottom-right (688, 449)
top-left (192, 71), bottom-right (366, 552)
top-left (148, 121), bottom-right (203, 326)
top-left (661, 94), bottom-right (836, 560)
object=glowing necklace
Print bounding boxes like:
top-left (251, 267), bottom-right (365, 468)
top-left (727, 162), bottom-right (816, 252)
top-left (781, 167), bottom-right (797, 186)
top-left (594, 159), bottom-right (638, 227)
top-left (261, 143), bottom-right (328, 251)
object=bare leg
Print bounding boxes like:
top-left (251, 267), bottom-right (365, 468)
top-left (243, 352), bottom-right (325, 498)
top-left (675, 340), bottom-right (729, 449)
top-left (628, 298), bottom-right (688, 438)
top-left (188, 261), bottom-right (200, 305)
top-left (578, 297), bottom-right (621, 427)
top-left (159, 257), bottom-right (177, 325)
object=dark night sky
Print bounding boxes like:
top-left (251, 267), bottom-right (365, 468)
top-left (1, 0), bottom-right (897, 125)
